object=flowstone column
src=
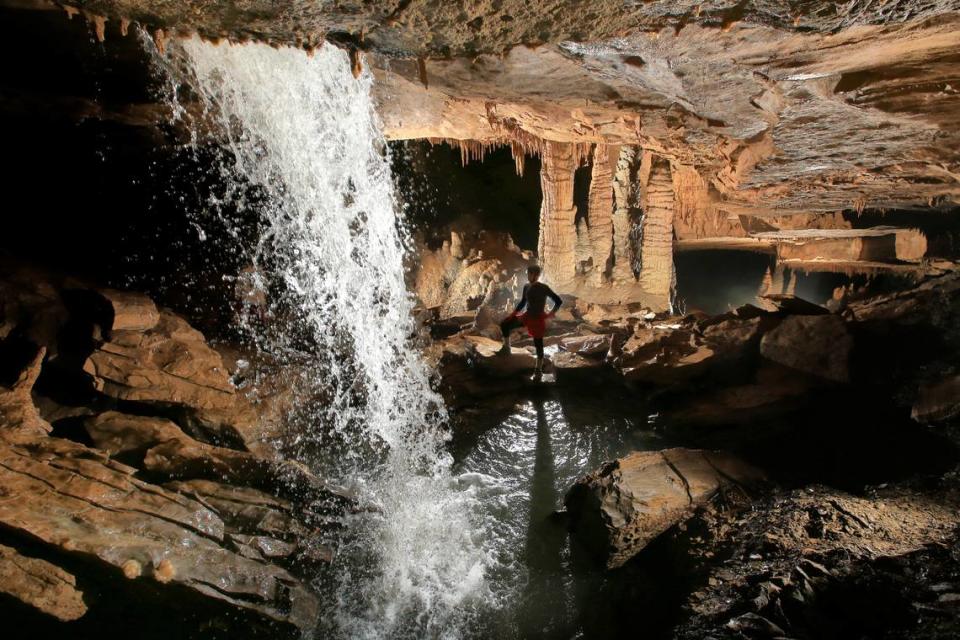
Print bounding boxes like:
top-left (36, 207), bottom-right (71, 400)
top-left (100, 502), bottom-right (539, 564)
top-left (611, 146), bottom-right (639, 287)
top-left (638, 158), bottom-right (675, 308)
top-left (587, 144), bottom-right (616, 286)
top-left (538, 141), bottom-right (578, 291)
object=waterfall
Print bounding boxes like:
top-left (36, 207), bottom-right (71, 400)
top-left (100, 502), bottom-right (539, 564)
top-left (157, 37), bottom-right (495, 638)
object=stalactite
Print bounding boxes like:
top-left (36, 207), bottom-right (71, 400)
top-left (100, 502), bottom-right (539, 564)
top-left (757, 265), bottom-right (774, 298)
top-left (770, 264), bottom-right (786, 294)
top-left (63, 5), bottom-right (79, 20)
top-left (86, 13), bottom-right (107, 42)
top-left (120, 18), bottom-right (130, 37)
top-left (510, 141), bottom-right (526, 176)
top-left (538, 141), bottom-right (578, 291)
top-left (638, 158), bottom-right (675, 305)
top-left (587, 144), bottom-right (616, 285)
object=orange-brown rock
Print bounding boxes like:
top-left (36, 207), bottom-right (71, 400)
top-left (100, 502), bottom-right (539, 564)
top-left (94, 287), bottom-right (160, 332)
top-left (0, 543), bottom-right (86, 621)
top-left (0, 436), bottom-right (319, 632)
top-left (565, 448), bottom-right (764, 568)
top-left (81, 308), bottom-right (265, 449)
top-left (0, 345), bottom-right (51, 442)
top-left (85, 411), bottom-right (351, 507)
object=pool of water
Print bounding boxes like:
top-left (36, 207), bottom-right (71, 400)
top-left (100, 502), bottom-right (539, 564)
top-left (448, 387), bottom-right (669, 639)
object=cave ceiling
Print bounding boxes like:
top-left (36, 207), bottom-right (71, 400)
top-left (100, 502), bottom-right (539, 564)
top-left (21, 0), bottom-right (960, 216)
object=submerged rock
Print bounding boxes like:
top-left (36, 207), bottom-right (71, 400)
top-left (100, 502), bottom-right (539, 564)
top-left (565, 448), bottom-right (764, 569)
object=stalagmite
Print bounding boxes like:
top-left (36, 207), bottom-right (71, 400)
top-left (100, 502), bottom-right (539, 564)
top-left (538, 141), bottom-right (578, 291)
top-left (611, 146), bottom-right (639, 287)
top-left (587, 144), bottom-right (616, 285)
top-left (757, 265), bottom-right (774, 299)
top-left (575, 217), bottom-right (592, 274)
top-left (770, 264), bottom-right (787, 295)
top-left (785, 269), bottom-right (798, 296)
top-left (638, 158), bottom-right (675, 307)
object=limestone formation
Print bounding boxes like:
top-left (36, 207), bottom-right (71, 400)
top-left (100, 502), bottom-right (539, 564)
top-left (565, 448), bottom-right (764, 568)
top-left (82, 308), bottom-right (262, 449)
top-left (0, 438), bottom-right (319, 631)
top-left (0, 543), bottom-right (86, 621)
top-left (586, 144), bottom-right (616, 286)
top-left (538, 141), bottom-right (578, 292)
top-left (638, 159), bottom-right (676, 308)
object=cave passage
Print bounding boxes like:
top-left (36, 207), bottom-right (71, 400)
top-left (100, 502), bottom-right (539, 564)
top-left (0, 4), bottom-right (958, 640)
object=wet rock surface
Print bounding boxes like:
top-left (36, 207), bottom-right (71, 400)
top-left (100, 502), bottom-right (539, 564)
top-left (0, 265), bottom-right (344, 635)
top-left (565, 448), bottom-right (765, 569)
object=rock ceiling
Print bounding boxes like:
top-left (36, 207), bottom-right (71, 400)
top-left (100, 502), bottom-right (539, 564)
top-left (23, 1), bottom-right (960, 217)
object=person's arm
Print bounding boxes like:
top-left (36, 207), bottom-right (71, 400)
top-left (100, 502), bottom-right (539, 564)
top-left (512, 284), bottom-right (529, 315)
top-left (546, 286), bottom-right (562, 316)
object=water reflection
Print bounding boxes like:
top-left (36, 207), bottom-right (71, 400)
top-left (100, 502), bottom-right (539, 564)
top-left (452, 388), bottom-right (664, 638)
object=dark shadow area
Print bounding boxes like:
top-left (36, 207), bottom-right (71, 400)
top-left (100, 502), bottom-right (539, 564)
top-left (0, 7), bottom-right (263, 342)
top-left (674, 250), bottom-right (770, 314)
top-left (390, 141), bottom-right (543, 250)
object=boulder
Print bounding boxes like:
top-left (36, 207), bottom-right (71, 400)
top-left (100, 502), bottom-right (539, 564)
top-left (760, 294), bottom-right (829, 316)
top-left (0, 543), bottom-right (86, 621)
top-left (464, 335), bottom-right (537, 375)
top-left (760, 314), bottom-right (851, 383)
top-left (559, 333), bottom-right (611, 358)
top-left (620, 317), bottom-right (764, 386)
top-left (565, 448), bottom-right (764, 568)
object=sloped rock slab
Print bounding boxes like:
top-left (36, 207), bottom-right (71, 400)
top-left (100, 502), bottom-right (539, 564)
top-left (565, 448), bottom-right (764, 569)
top-left (0, 437), bottom-right (318, 633)
top-left (0, 542), bottom-right (86, 621)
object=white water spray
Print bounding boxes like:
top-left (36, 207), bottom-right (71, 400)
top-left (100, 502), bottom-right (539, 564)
top-left (161, 38), bottom-right (495, 638)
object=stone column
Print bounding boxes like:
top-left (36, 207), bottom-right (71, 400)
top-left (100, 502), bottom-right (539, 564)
top-left (587, 144), bottom-right (616, 286)
top-left (611, 146), bottom-right (639, 286)
top-left (638, 158), bottom-right (675, 308)
top-left (538, 141), bottom-right (578, 291)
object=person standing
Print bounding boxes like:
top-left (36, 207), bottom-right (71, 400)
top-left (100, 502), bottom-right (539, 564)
top-left (498, 264), bottom-right (562, 377)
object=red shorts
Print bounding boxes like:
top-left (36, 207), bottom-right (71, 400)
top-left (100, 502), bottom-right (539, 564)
top-left (520, 312), bottom-right (547, 339)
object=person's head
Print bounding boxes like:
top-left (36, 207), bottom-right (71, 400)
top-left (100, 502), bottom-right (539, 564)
top-left (527, 264), bottom-right (542, 283)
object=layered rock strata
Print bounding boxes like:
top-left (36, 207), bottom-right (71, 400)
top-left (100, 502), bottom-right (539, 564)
top-left (0, 266), bottom-right (344, 634)
top-left (565, 448), bottom-right (764, 568)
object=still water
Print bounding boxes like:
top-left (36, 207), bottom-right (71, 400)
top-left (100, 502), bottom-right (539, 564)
top-left (449, 387), bottom-right (667, 639)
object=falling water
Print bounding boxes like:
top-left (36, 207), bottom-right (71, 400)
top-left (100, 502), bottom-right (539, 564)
top-left (157, 37), bottom-right (495, 638)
